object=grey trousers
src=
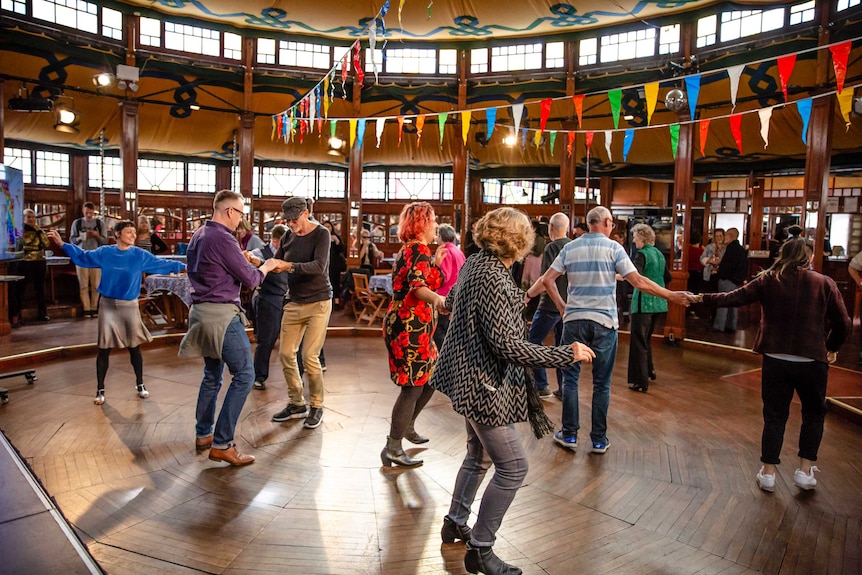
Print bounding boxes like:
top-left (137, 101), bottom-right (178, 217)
top-left (447, 418), bottom-right (529, 547)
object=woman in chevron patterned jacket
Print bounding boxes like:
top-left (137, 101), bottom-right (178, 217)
top-left (430, 207), bottom-right (595, 575)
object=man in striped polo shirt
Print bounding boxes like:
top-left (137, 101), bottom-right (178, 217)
top-left (541, 206), bottom-right (693, 454)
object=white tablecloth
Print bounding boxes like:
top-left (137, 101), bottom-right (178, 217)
top-left (369, 274), bottom-right (393, 296)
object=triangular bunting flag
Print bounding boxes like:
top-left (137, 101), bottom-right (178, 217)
top-left (830, 41), bottom-right (851, 94)
top-left (415, 115), bottom-right (425, 147)
top-left (375, 118), bottom-right (385, 148)
top-left (670, 124), bottom-right (680, 159)
top-left (837, 90), bottom-right (854, 128)
top-left (776, 54), bottom-right (796, 103)
top-left (271, 115), bottom-right (277, 141)
top-left (353, 42), bottom-right (365, 87)
top-left (461, 111), bottom-right (471, 144)
top-left (356, 119), bottom-right (367, 149)
top-left (644, 82), bottom-right (659, 125)
top-left (533, 130), bottom-right (542, 148)
top-left (685, 74), bottom-right (701, 120)
top-left (437, 112), bottom-right (448, 149)
top-left (540, 99), bottom-right (552, 134)
top-left (349, 119), bottom-right (357, 149)
top-left (572, 95), bottom-right (585, 128)
top-left (520, 128), bottom-right (528, 150)
top-left (623, 129), bottom-right (634, 162)
top-left (567, 131), bottom-right (575, 157)
top-left (604, 130), bottom-right (613, 163)
top-left (397, 116), bottom-right (404, 146)
top-left (323, 75), bottom-right (331, 118)
top-left (608, 89), bottom-right (622, 129)
top-left (486, 108), bottom-right (497, 142)
top-left (796, 99), bottom-right (811, 145)
top-left (729, 114), bottom-right (743, 153)
top-left (549, 131), bottom-right (557, 155)
top-left (758, 107), bottom-right (773, 148)
top-left (585, 131), bottom-right (594, 157)
top-left (512, 103), bottom-right (525, 134)
top-left (699, 119), bottom-right (710, 157)
top-left (727, 65), bottom-right (744, 110)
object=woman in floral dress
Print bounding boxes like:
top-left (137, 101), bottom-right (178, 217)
top-left (381, 202), bottom-right (447, 467)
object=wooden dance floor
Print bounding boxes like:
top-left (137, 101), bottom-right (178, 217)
top-left (1, 334), bottom-right (861, 574)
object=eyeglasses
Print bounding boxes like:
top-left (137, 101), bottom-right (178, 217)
top-left (225, 206), bottom-right (244, 218)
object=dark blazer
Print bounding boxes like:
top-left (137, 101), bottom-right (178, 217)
top-left (703, 268), bottom-right (850, 363)
top-left (430, 250), bottom-right (574, 426)
top-left (717, 239), bottom-right (748, 285)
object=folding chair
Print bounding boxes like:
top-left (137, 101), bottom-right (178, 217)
top-left (352, 273), bottom-right (390, 326)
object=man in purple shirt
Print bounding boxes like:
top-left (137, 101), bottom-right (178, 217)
top-left (180, 190), bottom-right (277, 466)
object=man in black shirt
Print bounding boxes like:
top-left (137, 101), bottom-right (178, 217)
top-left (713, 227), bottom-right (748, 332)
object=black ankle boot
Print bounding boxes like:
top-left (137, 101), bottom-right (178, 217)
top-left (441, 515), bottom-right (471, 543)
top-left (380, 436), bottom-right (423, 467)
top-left (464, 543), bottom-right (522, 575)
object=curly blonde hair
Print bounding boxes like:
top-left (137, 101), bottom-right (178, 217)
top-left (473, 207), bottom-right (535, 261)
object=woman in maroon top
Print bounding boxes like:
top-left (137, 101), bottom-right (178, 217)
top-left (381, 202), bottom-right (446, 467)
top-left (702, 238), bottom-right (850, 493)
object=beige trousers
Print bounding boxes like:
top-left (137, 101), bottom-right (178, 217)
top-left (279, 299), bottom-right (331, 409)
top-left (76, 266), bottom-right (101, 312)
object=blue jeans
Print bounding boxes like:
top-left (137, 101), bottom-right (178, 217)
top-left (528, 308), bottom-right (563, 391)
top-left (195, 317), bottom-right (255, 449)
top-left (559, 319), bottom-right (618, 444)
top-left (447, 418), bottom-right (528, 547)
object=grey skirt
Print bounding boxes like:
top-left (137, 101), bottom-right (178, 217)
top-left (97, 297), bottom-right (153, 349)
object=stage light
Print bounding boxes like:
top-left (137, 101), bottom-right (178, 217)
top-left (92, 73), bottom-right (115, 88)
top-left (53, 103), bottom-right (81, 133)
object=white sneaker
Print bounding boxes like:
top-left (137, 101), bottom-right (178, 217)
top-left (136, 384), bottom-right (150, 399)
top-left (94, 391), bottom-right (105, 405)
top-left (793, 466), bottom-right (819, 490)
top-left (756, 467), bottom-right (775, 492)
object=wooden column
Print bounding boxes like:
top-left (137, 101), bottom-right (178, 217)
top-left (749, 177), bottom-right (764, 250)
top-left (559, 41), bottom-right (576, 229)
top-left (600, 176), bottom-right (614, 210)
top-left (348, 70), bottom-right (364, 252)
top-left (803, 96), bottom-right (834, 272)
top-left (664, 118), bottom-right (695, 341)
top-left (120, 100), bottom-right (138, 220)
top-left (241, 37), bottom-right (255, 210)
top-left (452, 50), bottom-right (468, 241)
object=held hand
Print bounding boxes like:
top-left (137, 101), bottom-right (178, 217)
top-left (826, 351), bottom-right (837, 364)
top-left (434, 248), bottom-right (448, 267)
top-left (46, 230), bottom-right (64, 246)
top-left (571, 342), bottom-right (596, 363)
top-left (434, 294), bottom-right (449, 314)
top-left (86, 230), bottom-right (101, 239)
top-left (242, 250), bottom-right (253, 263)
top-left (667, 291), bottom-right (692, 307)
top-left (259, 258), bottom-right (278, 274)
top-left (523, 292), bottom-right (532, 304)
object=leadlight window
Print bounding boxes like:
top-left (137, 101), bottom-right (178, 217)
top-left (658, 24), bottom-right (680, 55)
top-left (696, 15), bottom-right (717, 48)
top-left (88, 155), bottom-right (122, 189)
top-left (838, 0), bottom-right (861, 10)
top-left (470, 48), bottom-right (489, 74)
top-left (318, 170), bottom-right (346, 199)
top-left (720, 9), bottom-right (785, 43)
top-left (101, 6), bottom-right (122, 40)
top-left (259, 166), bottom-right (315, 197)
top-left (482, 179), bottom-right (501, 204)
top-left (223, 32), bottom-right (242, 60)
top-left (165, 21), bottom-right (220, 57)
top-left (139, 17), bottom-right (161, 47)
top-left (789, 1), bottom-right (815, 25)
top-left (439, 49), bottom-right (457, 74)
top-left (579, 38), bottom-right (598, 66)
top-left (389, 172), bottom-right (450, 201)
top-left (333, 46), bottom-right (352, 71)
top-left (364, 46), bottom-right (385, 72)
top-left (138, 159), bottom-right (183, 192)
top-left (545, 42), bottom-right (564, 68)
top-left (601, 28), bottom-right (656, 63)
top-left (280, 41), bottom-right (331, 69)
top-left (491, 43), bottom-right (542, 72)
top-left (187, 163), bottom-right (216, 193)
top-left (32, 0), bottom-right (97, 34)
top-left (383, 48), bottom-right (438, 74)
top-left (1, 0), bottom-right (26, 15)
top-left (3, 147), bottom-right (32, 184)
top-left (257, 38), bottom-right (276, 65)
top-left (35, 150), bottom-right (70, 186)
top-left (361, 172), bottom-right (387, 200)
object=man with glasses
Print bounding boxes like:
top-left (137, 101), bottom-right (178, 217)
top-left (541, 206), bottom-right (693, 455)
top-left (180, 190), bottom-right (278, 466)
top-left (268, 196), bottom-right (333, 430)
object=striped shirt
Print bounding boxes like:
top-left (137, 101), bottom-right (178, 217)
top-left (550, 232), bottom-right (637, 329)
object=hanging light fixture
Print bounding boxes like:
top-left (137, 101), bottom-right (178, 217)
top-left (53, 103), bottom-right (81, 133)
top-left (92, 72), bottom-right (115, 88)
top-left (327, 135), bottom-right (345, 155)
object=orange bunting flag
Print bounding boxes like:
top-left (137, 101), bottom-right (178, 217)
top-left (415, 115), bottom-right (425, 147)
top-left (585, 131), bottom-right (594, 157)
top-left (699, 119), bottom-right (710, 157)
top-left (572, 95), bottom-right (585, 128)
top-left (567, 131), bottom-right (575, 157)
top-left (461, 110), bottom-right (472, 144)
top-left (837, 90), bottom-right (854, 128)
top-left (397, 116), bottom-right (405, 146)
top-left (644, 82), bottom-right (659, 125)
top-left (830, 41), bottom-right (851, 94)
top-left (729, 114), bottom-right (743, 153)
top-left (776, 54), bottom-right (796, 103)
top-left (540, 99), bottom-right (552, 134)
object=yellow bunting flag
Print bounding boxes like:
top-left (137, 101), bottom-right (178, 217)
top-left (645, 82), bottom-right (659, 125)
top-left (533, 130), bottom-right (542, 148)
top-left (349, 119), bottom-right (357, 149)
top-left (837, 90), bottom-right (854, 128)
top-left (461, 110), bottom-right (471, 144)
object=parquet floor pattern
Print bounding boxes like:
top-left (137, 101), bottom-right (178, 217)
top-left (1, 336), bottom-right (860, 574)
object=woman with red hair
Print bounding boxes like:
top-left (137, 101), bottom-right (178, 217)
top-left (381, 202), bottom-right (447, 467)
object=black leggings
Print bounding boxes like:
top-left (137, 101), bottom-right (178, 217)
top-left (389, 385), bottom-right (435, 440)
top-left (96, 347), bottom-right (143, 391)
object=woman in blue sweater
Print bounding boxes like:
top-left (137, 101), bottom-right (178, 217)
top-left (47, 222), bottom-right (185, 405)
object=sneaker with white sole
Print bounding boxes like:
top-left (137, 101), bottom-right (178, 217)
top-left (793, 466), bottom-right (819, 490)
top-left (136, 384), bottom-right (150, 399)
top-left (303, 407), bottom-right (323, 429)
top-left (94, 390), bottom-right (105, 405)
top-left (591, 440), bottom-right (610, 454)
top-left (253, 380), bottom-right (266, 390)
top-left (553, 430), bottom-right (578, 450)
top-left (756, 467), bottom-right (775, 492)
top-left (272, 403), bottom-right (308, 422)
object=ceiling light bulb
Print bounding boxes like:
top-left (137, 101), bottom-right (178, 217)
top-left (189, 104), bottom-right (200, 110)
top-left (329, 135), bottom-right (344, 149)
top-left (502, 135), bottom-right (516, 146)
top-left (117, 79), bottom-right (127, 90)
top-left (93, 73), bottom-right (114, 87)
top-left (128, 82), bottom-right (139, 92)
top-left (57, 108), bottom-right (77, 124)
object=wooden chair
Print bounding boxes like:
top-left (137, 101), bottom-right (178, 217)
top-left (138, 294), bottom-right (168, 330)
top-left (352, 273), bottom-right (389, 326)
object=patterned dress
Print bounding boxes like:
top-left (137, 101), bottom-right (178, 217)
top-left (383, 241), bottom-right (443, 386)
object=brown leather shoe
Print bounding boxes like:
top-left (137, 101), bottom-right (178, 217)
top-left (195, 435), bottom-right (213, 452)
top-left (208, 445), bottom-right (255, 466)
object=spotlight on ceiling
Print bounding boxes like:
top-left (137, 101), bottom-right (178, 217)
top-left (53, 103), bottom-right (81, 133)
top-left (664, 89), bottom-right (687, 112)
top-left (502, 133), bottom-right (517, 147)
top-left (116, 64), bottom-right (140, 92)
top-left (327, 135), bottom-right (345, 156)
top-left (92, 73), bottom-right (115, 88)
top-left (189, 103), bottom-right (201, 111)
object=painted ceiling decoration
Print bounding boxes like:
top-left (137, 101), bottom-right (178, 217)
top-left (115, 0), bottom-right (780, 40)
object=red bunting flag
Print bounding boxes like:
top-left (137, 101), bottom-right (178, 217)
top-left (776, 54), bottom-right (796, 103)
top-left (572, 95), bottom-right (585, 128)
top-left (540, 99), bottom-right (552, 134)
top-left (353, 42), bottom-right (364, 87)
top-left (567, 131), bottom-right (575, 157)
top-left (585, 131), bottom-right (594, 155)
top-left (830, 41), bottom-right (851, 94)
top-left (699, 119), bottom-right (710, 157)
top-left (729, 114), bottom-right (743, 153)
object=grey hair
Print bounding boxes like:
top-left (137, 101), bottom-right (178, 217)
top-left (270, 224), bottom-right (288, 241)
top-left (548, 212), bottom-right (569, 233)
top-left (586, 206), bottom-right (612, 225)
top-left (438, 224), bottom-right (456, 243)
top-left (631, 223), bottom-right (656, 245)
